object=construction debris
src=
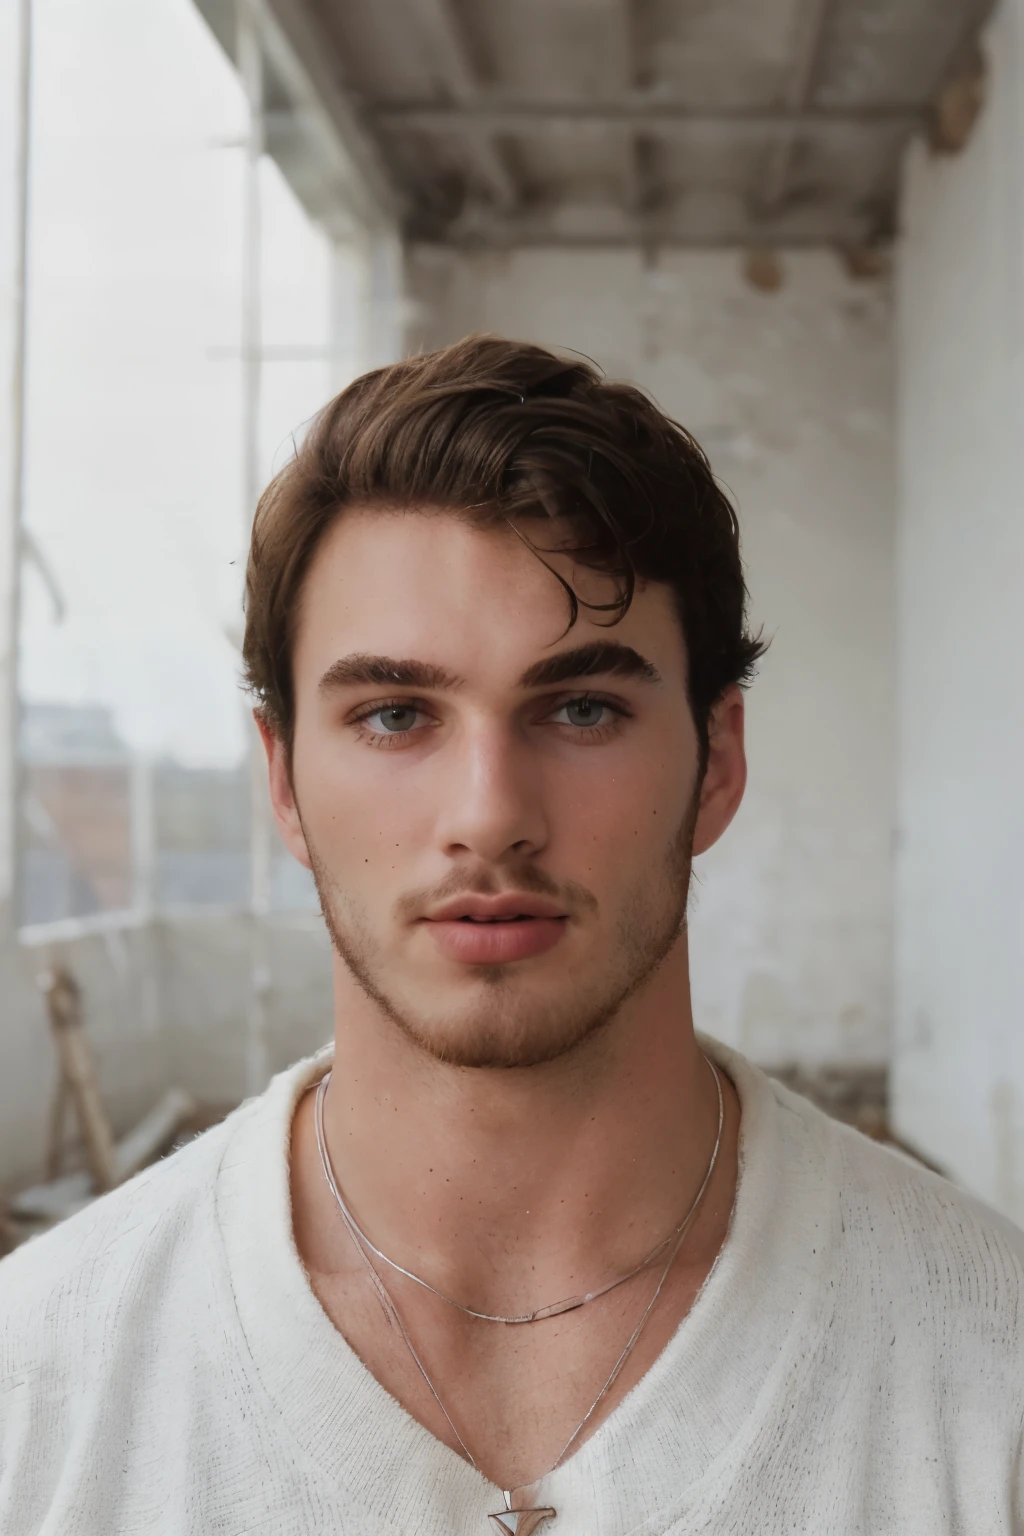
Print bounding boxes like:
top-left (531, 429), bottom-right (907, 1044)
top-left (11, 1086), bottom-right (198, 1223)
top-left (3, 966), bottom-right (198, 1245)
top-left (42, 966), bottom-right (119, 1192)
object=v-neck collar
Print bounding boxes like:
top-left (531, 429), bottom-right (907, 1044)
top-left (214, 1035), bottom-right (836, 1536)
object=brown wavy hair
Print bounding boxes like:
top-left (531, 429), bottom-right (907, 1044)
top-left (243, 334), bottom-right (765, 760)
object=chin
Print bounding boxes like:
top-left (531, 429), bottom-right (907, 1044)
top-left (400, 1010), bottom-right (611, 1071)
top-left (366, 968), bottom-right (629, 1071)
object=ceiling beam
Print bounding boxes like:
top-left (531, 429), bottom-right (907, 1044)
top-left (397, 0), bottom-right (518, 210)
top-left (211, 0), bottom-right (404, 230)
top-left (416, 207), bottom-right (881, 250)
top-left (608, 0), bottom-right (645, 220)
top-left (371, 102), bottom-right (921, 134)
top-left (751, 0), bottom-right (832, 217)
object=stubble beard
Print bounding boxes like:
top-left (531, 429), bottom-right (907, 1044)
top-left (305, 803), bottom-right (698, 1072)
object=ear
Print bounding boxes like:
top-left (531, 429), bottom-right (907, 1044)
top-left (691, 685), bottom-right (747, 858)
top-left (255, 712), bottom-right (313, 871)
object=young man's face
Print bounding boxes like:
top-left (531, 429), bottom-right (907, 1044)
top-left (263, 509), bottom-right (745, 1069)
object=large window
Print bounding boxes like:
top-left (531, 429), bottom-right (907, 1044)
top-left (15, 0), bottom-right (381, 928)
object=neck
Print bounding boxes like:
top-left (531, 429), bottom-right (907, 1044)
top-left (312, 930), bottom-right (725, 1313)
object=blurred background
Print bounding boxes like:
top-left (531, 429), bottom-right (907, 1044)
top-left (1, 0), bottom-right (1020, 1243)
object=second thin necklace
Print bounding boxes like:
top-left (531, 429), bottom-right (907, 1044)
top-left (315, 1054), bottom-right (723, 1325)
top-left (314, 1056), bottom-right (725, 1534)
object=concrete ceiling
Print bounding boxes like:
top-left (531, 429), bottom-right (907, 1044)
top-left (270, 0), bottom-right (994, 248)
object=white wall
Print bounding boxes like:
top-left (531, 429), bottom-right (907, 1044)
top-left (893, 2), bottom-right (1024, 1217)
top-left (0, 0), bottom-right (25, 924)
top-left (408, 246), bottom-right (896, 1068)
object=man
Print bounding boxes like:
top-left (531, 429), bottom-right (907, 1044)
top-left (1, 336), bottom-right (1022, 1535)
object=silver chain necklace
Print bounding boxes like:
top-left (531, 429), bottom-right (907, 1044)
top-left (314, 1054), bottom-right (723, 1326)
top-left (313, 1055), bottom-right (724, 1532)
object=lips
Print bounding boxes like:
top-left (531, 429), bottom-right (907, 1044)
top-left (427, 895), bottom-right (568, 923)
top-left (420, 895), bottom-right (569, 964)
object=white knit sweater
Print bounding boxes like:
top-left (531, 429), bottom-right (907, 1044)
top-left (2, 1036), bottom-right (1023, 1535)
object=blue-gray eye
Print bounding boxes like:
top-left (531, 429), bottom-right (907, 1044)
top-left (561, 698), bottom-right (605, 727)
top-left (373, 705), bottom-right (420, 732)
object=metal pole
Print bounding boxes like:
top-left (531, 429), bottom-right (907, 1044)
top-left (328, 239), bottom-right (354, 394)
top-left (238, 2), bottom-right (263, 534)
top-left (361, 229), bottom-right (405, 371)
top-left (238, 0), bottom-right (272, 1095)
top-left (1, 0), bottom-right (33, 934)
top-left (129, 754), bottom-right (155, 919)
top-left (129, 752), bottom-right (160, 1044)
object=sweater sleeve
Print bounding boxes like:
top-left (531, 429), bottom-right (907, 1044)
top-left (0, 1128), bottom-right (227, 1532)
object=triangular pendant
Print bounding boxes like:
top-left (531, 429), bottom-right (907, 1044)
top-left (487, 1502), bottom-right (556, 1534)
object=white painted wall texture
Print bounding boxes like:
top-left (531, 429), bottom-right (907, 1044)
top-left (893, 1), bottom-right (1024, 1219)
top-left (408, 246), bottom-right (895, 1069)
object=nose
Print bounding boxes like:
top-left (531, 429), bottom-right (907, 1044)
top-left (433, 718), bottom-right (549, 864)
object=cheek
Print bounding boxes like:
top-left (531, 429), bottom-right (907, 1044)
top-left (290, 730), bottom-right (361, 857)
top-left (292, 734), bottom-right (430, 872)
top-left (557, 755), bottom-right (691, 863)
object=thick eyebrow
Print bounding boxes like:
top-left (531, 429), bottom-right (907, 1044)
top-left (318, 654), bottom-right (464, 694)
top-left (518, 642), bottom-right (662, 689)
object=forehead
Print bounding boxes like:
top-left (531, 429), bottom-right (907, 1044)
top-left (294, 507), bottom-right (686, 687)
